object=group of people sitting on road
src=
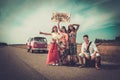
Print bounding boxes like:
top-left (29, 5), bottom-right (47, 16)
top-left (40, 21), bottom-right (101, 70)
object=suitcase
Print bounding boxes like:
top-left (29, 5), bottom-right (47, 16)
top-left (85, 57), bottom-right (101, 67)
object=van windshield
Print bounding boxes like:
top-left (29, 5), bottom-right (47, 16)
top-left (34, 37), bottom-right (47, 42)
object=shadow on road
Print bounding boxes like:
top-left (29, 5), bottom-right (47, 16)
top-left (0, 46), bottom-right (7, 48)
top-left (101, 64), bottom-right (120, 70)
top-left (61, 63), bottom-right (120, 70)
top-left (28, 51), bottom-right (48, 54)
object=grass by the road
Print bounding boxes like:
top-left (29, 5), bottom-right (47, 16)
top-left (11, 43), bottom-right (120, 64)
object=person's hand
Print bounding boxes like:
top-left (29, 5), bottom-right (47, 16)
top-left (91, 53), bottom-right (96, 60)
top-left (39, 32), bottom-right (43, 34)
top-left (84, 53), bottom-right (90, 59)
top-left (91, 56), bottom-right (95, 60)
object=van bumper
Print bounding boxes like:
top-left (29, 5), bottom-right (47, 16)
top-left (32, 48), bottom-right (48, 51)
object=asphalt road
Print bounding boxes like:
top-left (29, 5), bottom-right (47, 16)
top-left (0, 46), bottom-right (120, 80)
top-left (0, 46), bottom-right (48, 80)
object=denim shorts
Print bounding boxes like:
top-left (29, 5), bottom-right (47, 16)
top-left (69, 43), bottom-right (77, 55)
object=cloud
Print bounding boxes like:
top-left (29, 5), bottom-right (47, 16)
top-left (70, 6), bottom-right (114, 32)
top-left (0, 0), bottom-right (119, 44)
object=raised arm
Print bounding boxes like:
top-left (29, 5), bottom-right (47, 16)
top-left (39, 32), bottom-right (51, 35)
top-left (58, 21), bottom-right (62, 33)
top-left (73, 24), bottom-right (80, 32)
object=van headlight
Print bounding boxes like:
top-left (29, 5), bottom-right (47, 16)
top-left (45, 44), bottom-right (47, 47)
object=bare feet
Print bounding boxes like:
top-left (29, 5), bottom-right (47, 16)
top-left (79, 64), bottom-right (85, 68)
top-left (95, 65), bottom-right (101, 70)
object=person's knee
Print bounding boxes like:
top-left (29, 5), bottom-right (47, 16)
top-left (79, 53), bottom-right (84, 58)
top-left (96, 53), bottom-right (100, 57)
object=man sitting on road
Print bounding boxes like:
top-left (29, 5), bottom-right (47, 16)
top-left (79, 35), bottom-right (101, 70)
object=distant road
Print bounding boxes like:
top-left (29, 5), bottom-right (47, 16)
top-left (0, 46), bottom-right (120, 80)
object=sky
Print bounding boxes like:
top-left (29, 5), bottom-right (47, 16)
top-left (0, 0), bottom-right (120, 44)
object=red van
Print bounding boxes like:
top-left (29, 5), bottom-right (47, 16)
top-left (26, 37), bottom-right (48, 53)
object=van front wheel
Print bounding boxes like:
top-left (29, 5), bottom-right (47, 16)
top-left (31, 50), bottom-right (34, 53)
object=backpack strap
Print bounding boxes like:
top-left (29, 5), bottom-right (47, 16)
top-left (86, 41), bottom-right (92, 56)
